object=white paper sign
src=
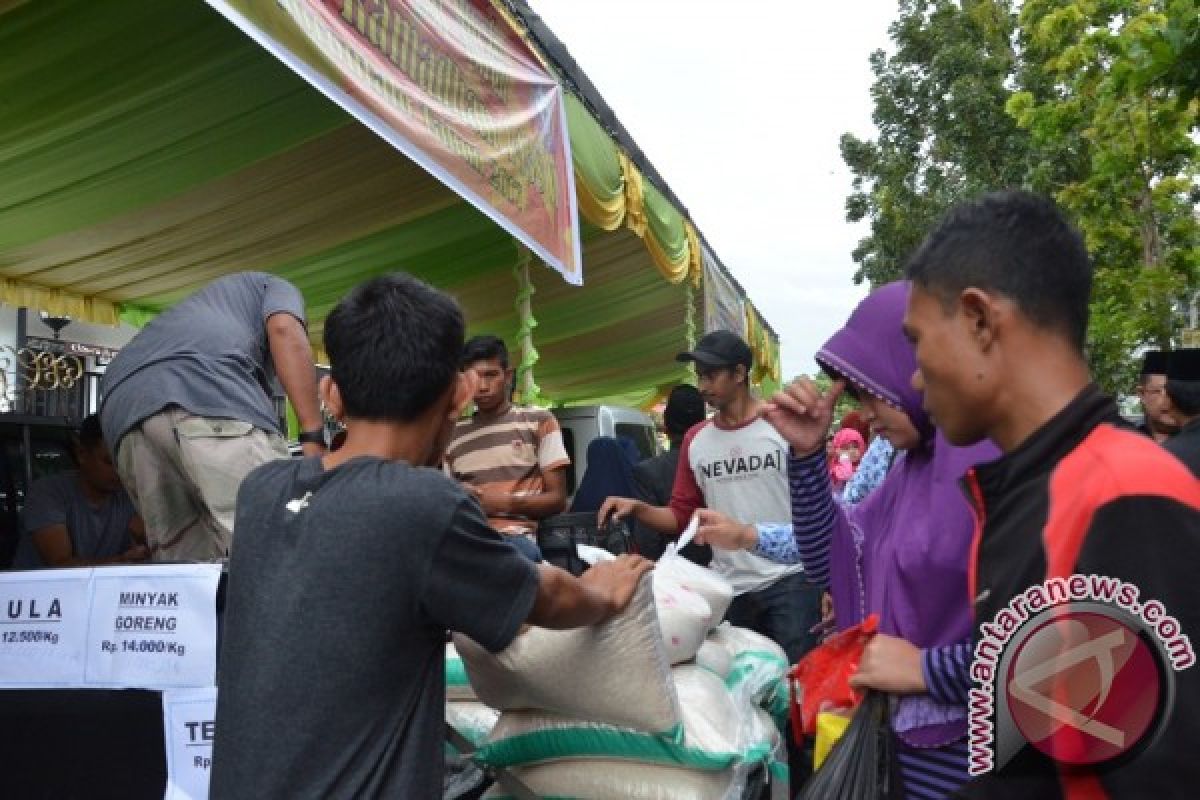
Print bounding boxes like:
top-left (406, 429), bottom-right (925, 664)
top-left (85, 564), bottom-right (221, 688)
top-left (163, 687), bottom-right (218, 800)
top-left (0, 569), bottom-right (92, 686)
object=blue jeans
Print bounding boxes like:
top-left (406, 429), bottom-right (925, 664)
top-left (724, 571), bottom-right (822, 664)
top-left (507, 534), bottom-right (543, 562)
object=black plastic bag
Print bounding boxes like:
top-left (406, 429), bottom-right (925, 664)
top-left (796, 690), bottom-right (902, 800)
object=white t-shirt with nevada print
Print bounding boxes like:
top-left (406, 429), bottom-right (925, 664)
top-left (669, 417), bottom-right (804, 594)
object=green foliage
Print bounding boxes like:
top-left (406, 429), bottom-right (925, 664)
top-left (842, 0), bottom-right (1031, 286)
top-left (843, 0), bottom-right (1199, 393)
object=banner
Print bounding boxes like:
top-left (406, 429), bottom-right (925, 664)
top-left (163, 688), bottom-right (219, 800)
top-left (0, 565), bottom-right (220, 690)
top-left (207, 0), bottom-right (582, 284)
top-left (702, 245), bottom-right (746, 337)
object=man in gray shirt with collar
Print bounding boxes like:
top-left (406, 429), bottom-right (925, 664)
top-left (100, 272), bottom-right (324, 562)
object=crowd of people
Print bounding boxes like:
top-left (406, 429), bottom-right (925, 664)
top-left (6, 190), bottom-right (1200, 799)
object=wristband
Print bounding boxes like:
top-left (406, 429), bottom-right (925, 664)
top-left (297, 429), bottom-right (326, 446)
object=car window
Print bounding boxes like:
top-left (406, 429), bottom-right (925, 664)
top-left (615, 423), bottom-right (656, 462)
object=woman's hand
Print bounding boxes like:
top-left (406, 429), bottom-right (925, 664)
top-left (694, 508), bottom-right (756, 551)
top-left (848, 633), bottom-right (927, 694)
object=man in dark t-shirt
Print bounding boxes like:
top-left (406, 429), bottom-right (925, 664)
top-left (99, 272), bottom-right (325, 562)
top-left (211, 274), bottom-right (651, 799)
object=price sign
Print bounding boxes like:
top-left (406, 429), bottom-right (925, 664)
top-left (163, 687), bottom-right (218, 800)
top-left (0, 569), bottom-right (91, 686)
top-left (85, 564), bottom-right (220, 688)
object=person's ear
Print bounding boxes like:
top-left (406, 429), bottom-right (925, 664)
top-left (320, 375), bottom-right (344, 422)
top-left (735, 364), bottom-right (748, 386)
top-left (959, 288), bottom-right (1002, 353)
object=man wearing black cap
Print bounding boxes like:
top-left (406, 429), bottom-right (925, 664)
top-left (1137, 350), bottom-right (1180, 442)
top-left (1163, 349), bottom-right (1200, 477)
top-left (600, 331), bottom-right (820, 664)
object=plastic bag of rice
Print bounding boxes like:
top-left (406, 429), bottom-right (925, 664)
top-left (655, 548), bottom-right (734, 627)
top-left (482, 759), bottom-right (738, 800)
top-left (705, 624), bottom-right (790, 715)
top-left (475, 665), bottom-right (767, 771)
top-left (454, 573), bottom-right (681, 735)
top-left (446, 701), bottom-right (499, 750)
top-left (653, 576), bottom-right (713, 665)
top-left (446, 642), bottom-right (475, 701)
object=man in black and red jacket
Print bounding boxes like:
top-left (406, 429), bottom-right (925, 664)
top-left (901, 190), bottom-right (1200, 798)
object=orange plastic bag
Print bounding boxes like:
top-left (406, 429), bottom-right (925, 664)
top-left (788, 613), bottom-right (878, 744)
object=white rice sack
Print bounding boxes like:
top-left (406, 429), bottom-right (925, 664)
top-left (705, 624), bottom-right (790, 709)
top-left (455, 574), bottom-right (681, 735)
top-left (446, 642), bottom-right (475, 701)
top-left (483, 759), bottom-right (737, 800)
top-left (446, 701), bottom-right (499, 749)
top-left (653, 576), bottom-right (713, 665)
top-left (476, 665), bottom-right (762, 771)
top-left (655, 552), bottom-right (734, 627)
top-left (695, 639), bottom-right (734, 680)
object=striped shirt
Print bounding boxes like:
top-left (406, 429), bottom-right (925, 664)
top-left (443, 406), bottom-right (570, 535)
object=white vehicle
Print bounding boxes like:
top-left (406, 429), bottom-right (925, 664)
top-left (552, 405), bottom-right (659, 497)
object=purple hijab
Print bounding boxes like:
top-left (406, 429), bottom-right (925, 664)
top-left (817, 281), bottom-right (999, 747)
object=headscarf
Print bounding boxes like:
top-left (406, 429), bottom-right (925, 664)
top-left (568, 437), bottom-right (639, 513)
top-left (817, 281), bottom-right (1000, 747)
top-left (829, 428), bottom-right (865, 483)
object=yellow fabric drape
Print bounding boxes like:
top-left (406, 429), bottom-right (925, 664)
top-left (619, 152), bottom-right (648, 239)
top-left (0, 279), bottom-right (120, 325)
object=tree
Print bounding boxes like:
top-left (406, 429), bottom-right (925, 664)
top-left (1008, 0), bottom-right (1199, 391)
top-left (841, 0), bottom-right (1032, 286)
top-left (842, 0), bottom-right (1198, 393)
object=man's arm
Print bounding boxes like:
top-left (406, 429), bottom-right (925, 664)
top-left (265, 312), bottom-right (324, 458)
top-left (526, 557), bottom-right (653, 629)
top-left (476, 466), bottom-right (568, 520)
top-left (31, 525), bottom-right (147, 567)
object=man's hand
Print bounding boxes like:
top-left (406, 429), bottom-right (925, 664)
top-left (848, 633), bottom-right (927, 694)
top-left (598, 496), bottom-right (643, 527)
top-left (475, 491), bottom-right (512, 516)
top-left (761, 377), bottom-right (845, 457)
top-left (694, 508), bottom-right (756, 550)
top-left (119, 544), bottom-right (151, 564)
top-left (579, 554), bottom-right (654, 617)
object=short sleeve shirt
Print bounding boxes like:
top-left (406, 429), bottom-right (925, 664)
top-left (210, 455), bottom-right (539, 799)
top-left (11, 472), bottom-right (136, 568)
top-left (99, 272), bottom-right (306, 449)
top-left (443, 406), bottom-right (570, 534)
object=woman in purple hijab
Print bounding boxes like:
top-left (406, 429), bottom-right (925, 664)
top-left (697, 281), bottom-right (998, 799)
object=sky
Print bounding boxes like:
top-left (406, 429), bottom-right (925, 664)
top-left (527, 0), bottom-right (899, 379)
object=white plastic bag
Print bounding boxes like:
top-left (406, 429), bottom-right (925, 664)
top-left (655, 547), bottom-right (734, 628)
top-left (653, 576), bottom-right (713, 665)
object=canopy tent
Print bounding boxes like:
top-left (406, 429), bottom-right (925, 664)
top-left (0, 0), bottom-right (780, 407)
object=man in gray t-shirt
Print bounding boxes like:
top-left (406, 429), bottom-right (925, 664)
top-left (12, 415), bottom-right (146, 568)
top-left (99, 272), bottom-right (324, 562)
top-left (211, 273), bottom-right (652, 799)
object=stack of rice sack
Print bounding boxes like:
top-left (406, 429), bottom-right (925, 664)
top-left (453, 553), bottom-right (791, 800)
